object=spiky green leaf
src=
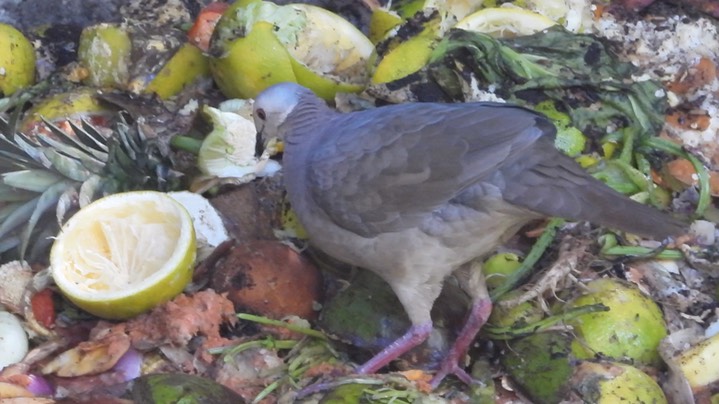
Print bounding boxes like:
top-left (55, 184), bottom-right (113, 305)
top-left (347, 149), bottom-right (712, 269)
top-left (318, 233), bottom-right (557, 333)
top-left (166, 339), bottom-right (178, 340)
top-left (2, 169), bottom-right (65, 192)
top-left (0, 196), bottom-right (40, 240)
top-left (0, 184), bottom-right (36, 202)
top-left (77, 174), bottom-right (103, 208)
top-left (76, 119), bottom-right (110, 153)
top-left (0, 235), bottom-right (20, 255)
top-left (20, 181), bottom-right (70, 258)
top-left (36, 133), bottom-right (106, 174)
top-left (12, 134), bottom-right (53, 168)
top-left (41, 148), bottom-right (92, 182)
top-left (0, 203), bottom-right (21, 222)
top-left (41, 118), bottom-right (109, 161)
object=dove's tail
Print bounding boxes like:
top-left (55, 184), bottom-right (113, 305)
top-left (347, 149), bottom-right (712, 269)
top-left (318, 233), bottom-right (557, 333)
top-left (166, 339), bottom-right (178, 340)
top-left (572, 181), bottom-right (687, 239)
top-left (500, 137), bottom-right (687, 240)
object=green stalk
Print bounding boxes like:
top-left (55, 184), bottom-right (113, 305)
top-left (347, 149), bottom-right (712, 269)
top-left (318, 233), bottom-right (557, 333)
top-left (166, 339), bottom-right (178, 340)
top-left (490, 218), bottom-right (564, 301)
top-left (237, 313), bottom-right (329, 340)
top-left (170, 135), bottom-right (203, 154)
top-left (643, 137), bottom-right (710, 217)
top-left (482, 303), bottom-right (608, 340)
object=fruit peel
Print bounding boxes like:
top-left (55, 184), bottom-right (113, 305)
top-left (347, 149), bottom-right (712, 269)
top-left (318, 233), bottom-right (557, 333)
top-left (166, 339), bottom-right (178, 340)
top-left (144, 43), bottom-right (210, 100)
top-left (572, 361), bottom-right (667, 404)
top-left (209, 1), bottom-right (373, 100)
top-left (210, 20), bottom-right (297, 99)
top-left (20, 88), bottom-right (114, 137)
top-left (566, 278), bottom-right (668, 366)
top-left (0, 23), bottom-right (36, 96)
top-left (50, 191), bottom-right (197, 320)
top-left (78, 23), bottom-right (132, 89)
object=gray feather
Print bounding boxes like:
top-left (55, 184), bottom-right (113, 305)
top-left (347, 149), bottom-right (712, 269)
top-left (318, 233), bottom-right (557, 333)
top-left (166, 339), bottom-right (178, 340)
top-left (298, 100), bottom-right (683, 239)
top-left (306, 102), bottom-right (548, 237)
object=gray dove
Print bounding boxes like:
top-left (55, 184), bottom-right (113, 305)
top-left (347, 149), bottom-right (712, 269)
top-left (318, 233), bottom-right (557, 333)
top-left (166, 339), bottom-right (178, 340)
top-left (252, 82), bottom-right (685, 388)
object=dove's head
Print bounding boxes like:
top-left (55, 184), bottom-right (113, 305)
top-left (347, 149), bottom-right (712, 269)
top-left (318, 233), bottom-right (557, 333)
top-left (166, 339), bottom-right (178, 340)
top-left (253, 82), bottom-right (320, 142)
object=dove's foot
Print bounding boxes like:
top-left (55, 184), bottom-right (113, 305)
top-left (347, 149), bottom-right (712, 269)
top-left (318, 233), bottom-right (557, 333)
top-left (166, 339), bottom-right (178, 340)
top-left (356, 322), bottom-right (433, 374)
top-left (430, 298), bottom-right (492, 388)
top-left (296, 323), bottom-right (432, 399)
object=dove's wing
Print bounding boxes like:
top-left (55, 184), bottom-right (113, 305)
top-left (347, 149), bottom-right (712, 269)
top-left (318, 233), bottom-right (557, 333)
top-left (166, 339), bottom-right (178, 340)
top-left (306, 102), bottom-right (550, 237)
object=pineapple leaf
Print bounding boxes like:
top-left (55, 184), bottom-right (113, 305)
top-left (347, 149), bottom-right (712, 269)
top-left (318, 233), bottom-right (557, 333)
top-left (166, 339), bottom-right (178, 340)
top-left (2, 169), bottom-right (65, 192)
top-left (0, 136), bottom-right (38, 168)
top-left (20, 181), bottom-right (69, 258)
top-left (41, 148), bottom-right (92, 182)
top-left (0, 184), bottom-right (36, 202)
top-left (13, 133), bottom-right (53, 169)
top-left (41, 118), bottom-right (109, 161)
top-left (0, 203), bottom-right (21, 222)
top-left (77, 174), bottom-right (103, 208)
top-left (56, 186), bottom-right (80, 226)
top-left (116, 121), bottom-right (140, 161)
top-left (0, 195), bottom-right (40, 240)
top-left (1, 100), bottom-right (25, 135)
top-left (77, 119), bottom-right (110, 153)
top-left (0, 235), bottom-right (20, 255)
top-left (36, 133), bottom-right (106, 174)
top-left (26, 226), bottom-right (57, 261)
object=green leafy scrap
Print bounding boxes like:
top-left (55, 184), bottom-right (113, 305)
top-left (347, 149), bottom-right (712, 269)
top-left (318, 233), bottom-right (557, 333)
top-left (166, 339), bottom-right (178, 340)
top-left (423, 26), bottom-right (710, 216)
top-left (427, 26), bottom-right (666, 143)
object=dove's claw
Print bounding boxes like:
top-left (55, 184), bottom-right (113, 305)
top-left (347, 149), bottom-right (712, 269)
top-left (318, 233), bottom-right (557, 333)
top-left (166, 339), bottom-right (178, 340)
top-left (431, 298), bottom-right (492, 388)
top-left (356, 322), bottom-right (433, 374)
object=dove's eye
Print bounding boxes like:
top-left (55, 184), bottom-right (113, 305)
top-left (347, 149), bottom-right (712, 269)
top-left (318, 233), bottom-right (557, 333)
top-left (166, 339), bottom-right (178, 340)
top-left (255, 108), bottom-right (266, 120)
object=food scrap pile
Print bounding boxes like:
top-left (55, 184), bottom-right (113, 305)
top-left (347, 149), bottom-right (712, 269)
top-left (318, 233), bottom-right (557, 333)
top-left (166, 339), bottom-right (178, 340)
top-left (0, 0), bottom-right (718, 403)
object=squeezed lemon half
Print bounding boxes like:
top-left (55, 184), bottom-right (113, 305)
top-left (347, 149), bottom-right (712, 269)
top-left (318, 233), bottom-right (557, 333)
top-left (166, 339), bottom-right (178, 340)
top-left (456, 7), bottom-right (558, 37)
top-left (50, 191), bottom-right (196, 319)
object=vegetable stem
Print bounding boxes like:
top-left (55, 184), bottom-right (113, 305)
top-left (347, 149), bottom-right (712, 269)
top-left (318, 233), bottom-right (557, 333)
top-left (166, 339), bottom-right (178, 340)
top-left (643, 137), bottom-right (710, 217)
top-left (490, 218), bottom-right (564, 301)
top-left (170, 135), bottom-right (203, 154)
top-left (237, 313), bottom-right (328, 340)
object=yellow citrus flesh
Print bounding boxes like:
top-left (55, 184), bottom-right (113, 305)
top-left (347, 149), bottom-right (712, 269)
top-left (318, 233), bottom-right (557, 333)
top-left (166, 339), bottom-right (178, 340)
top-left (456, 7), bottom-right (557, 37)
top-left (50, 191), bottom-right (196, 319)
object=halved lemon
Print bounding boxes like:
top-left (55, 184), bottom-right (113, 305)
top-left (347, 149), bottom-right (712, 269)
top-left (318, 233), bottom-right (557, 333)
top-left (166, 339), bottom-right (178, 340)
top-left (456, 7), bottom-right (558, 37)
top-left (50, 191), bottom-right (196, 320)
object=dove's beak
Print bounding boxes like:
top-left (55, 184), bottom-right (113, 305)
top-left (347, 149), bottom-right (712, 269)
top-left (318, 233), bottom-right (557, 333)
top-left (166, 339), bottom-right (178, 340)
top-left (255, 129), bottom-right (265, 158)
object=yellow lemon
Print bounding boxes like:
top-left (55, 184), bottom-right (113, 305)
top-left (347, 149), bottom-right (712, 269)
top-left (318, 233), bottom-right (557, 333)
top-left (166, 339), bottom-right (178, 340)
top-left (0, 23), bottom-right (36, 96)
top-left (566, 278), bottom-right (667, 366)
top-left (50, 191), bottom-right (196, 319)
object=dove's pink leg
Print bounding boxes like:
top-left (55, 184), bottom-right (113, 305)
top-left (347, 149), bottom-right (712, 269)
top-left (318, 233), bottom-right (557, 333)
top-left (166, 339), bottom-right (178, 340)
top-left (356, 322), bottom-right (433, 374)
top-left (430, 298), bottom-right (493, 387)
top-left (296, 322), bottom-right (433, 399)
